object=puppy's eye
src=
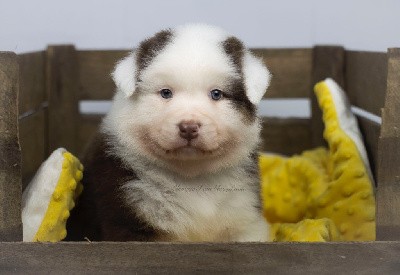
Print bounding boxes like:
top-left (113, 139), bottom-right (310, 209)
top-left (210, 89), bottom-right (223, 101)
top-left (160, 89), bottom-right (173, 99)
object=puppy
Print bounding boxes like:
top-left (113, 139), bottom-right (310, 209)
top-left (66, 24), bottom-right (271, 242)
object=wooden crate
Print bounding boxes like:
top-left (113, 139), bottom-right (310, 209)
top-left (0, 45), bottom-right (399, 273)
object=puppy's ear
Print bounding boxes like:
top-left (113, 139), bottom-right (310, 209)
top-left (112, 53), bottom-right (136, 97)
top-left (242, 51), bottom-right (271, 105)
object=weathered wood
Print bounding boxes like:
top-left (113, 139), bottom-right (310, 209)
top-left (377, 48), bottom-right (400, 241)
top-left (0, 52), bottom-right (22, 241)
top-left (78, 49), bottom-right (311, 101)
top-left (251, 49), bottom-right (312, 98)
top-left (18, 52), bottom-right (46, 116)
top-left (46, 46), bottom-right (80, 155)
top-left (76, 116), bottom-right (313, 162)
top-left (345, 51), bottom-right (387, 116)
top-left (19, 111), bottom-right (46, 190)
top-left (77, 114), bottom-right (104, 157)
top-left (377, 138), bottom-right (400, 240)
top-left (311, 46), bottom-right (345, 148)
top-left (1, 242), bottom-right (400, 274)
top-left (78, 50), bottom-right (129, 100)
top-left (260, 118), bottom-right (312, 156)
top-left (356, 116), bottom-right (381, 182)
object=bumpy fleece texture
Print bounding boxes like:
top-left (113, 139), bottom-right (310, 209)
top-left (260, 78), bottom-right (375, 241)
top-left (23, 150), bottom-right (83, 242)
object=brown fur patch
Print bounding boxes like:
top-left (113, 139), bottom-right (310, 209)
top-left (136, 29), bottom-right (173, 78)
top-left (222, 37), bottom-right (256, 122)
top-left (222, 36), bottom-right (245, 73)
top-left (66, 133), bottom-right (162, 241)
top-left (224, 79), bottom-right (257, 123)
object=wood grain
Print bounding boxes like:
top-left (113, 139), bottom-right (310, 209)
top-left (260, 118), bottom-right (312, 156)
top-left (311, 46), bottom-right (345, 148)
top-left (78, 50), bottom-right (129, 100)
top-left (78, 49), bottom-right (312, 101)
top-left (77, 114), bottom-right (104, 158)
top-left (75, 116), bottom-right (313, 158)
top-left (252, 48), bottom-right (312, 99)
top-left (1, 242), bottom-right (400, 274)
top-left (345, 51), bottom-right (388, 116)
top-left (377, 48), bottom-right (400, 241)
top-left (19, 111), bottom-right (46, 190)
top-left (0, 52), bottom-right (22, 241)
top-left (18, 52), bottom-right (46, 116)
top-left (75, 116), bottom-right (313, 159)
top-left (46, 46), bottom-right (80, 155)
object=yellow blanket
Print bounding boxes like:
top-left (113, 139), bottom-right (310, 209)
top-left (260, 79), bottom-right (375, 241)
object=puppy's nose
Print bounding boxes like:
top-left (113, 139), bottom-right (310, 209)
top-left (178, 120), bottom-right (200, 140)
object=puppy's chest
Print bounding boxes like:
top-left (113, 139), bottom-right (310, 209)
top-left (122, 172), bottom-right (258, 241)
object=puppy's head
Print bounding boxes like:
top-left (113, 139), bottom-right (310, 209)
top-left (105, 24), bottom-right (271, 177)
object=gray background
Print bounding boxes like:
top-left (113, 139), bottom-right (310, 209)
top-left (1, 0), bottom-right (399, 53)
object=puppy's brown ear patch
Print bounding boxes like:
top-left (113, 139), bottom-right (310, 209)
top-left (222, 37), bottom-right (256, 123)
top-left (223, 36), bottom-right (271, 106)
top-left (136, 29), bottom-right (174, 73)
top-left (222, 36), bottom-right (245, 73)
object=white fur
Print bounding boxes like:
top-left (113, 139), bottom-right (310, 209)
top-left (104, 24), bottom-right (270, 241)
top-left (22, 148), bottom-right (66, 241)
top-left (112, 53), bottom-right (136, 97)
top-left (122, 163), bottom-right (268, 241)
top-left (112, 24), bottom-right (271, 102)
top-left (243, 51), bottom-right (271, 104)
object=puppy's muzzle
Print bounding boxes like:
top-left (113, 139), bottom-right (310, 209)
top-left (178, 120), bottom-right (201, 141)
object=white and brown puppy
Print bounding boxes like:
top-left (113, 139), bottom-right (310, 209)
top-left (66, 24), bottom-right (271, 242)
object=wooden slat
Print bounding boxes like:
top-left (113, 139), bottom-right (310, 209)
top-left (312, 46), bottom-right (345, 86)
top-left (260, 118), bottom-right (312, 155)
top-left (251, 49), bottom-right (312, 98)
top-left (311, 46), bottom-right (345, 148)
top-left (77, 117), bottom-right (313, 158)
top-left (78, 50), bottom-right (129, 100)
top-left (79, 49), bottom-right (312, 100)
top-left (18, 52), bottom-right (46, 115)
top-left (377, 48), bottom-right (400, 241)
top-left (1, 242), bottom-right (400, 274)
top-left (19, 111), bottom-right (46, 190)
top-left (46, 46), bottom-right (80, 155)
top-left (77, 114), bottom-right (104, 157)
top-left (345, 51), bottom-right (388, 116)
top-left (377, 138), bottom-right (400, 240)
top-left (0, 52), bottom-right (22, 241)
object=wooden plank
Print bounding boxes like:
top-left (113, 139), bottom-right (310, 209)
top-left (79, 49), bottom-right (312, 100)
top-left (377, 48), bottom-right (400, 241)
top-left (260, 118), bottom-right (312, 156)
top-left (311, 46), bottom-right (345, 148)
top-left (356, 116), bottom-right (380, 183)
top-left (377, 138), bottom-right (400, 240)
top-left (19, 111), bottom-right (46, 190)
top-left (0, 52), bottom-right (22, 241)
top-left (77, 114), bottom-right (103, 157)
top-left (78, 50), bottom-right (129, 100)
top-left (312, 46), bottom-right (345, 87)
top-left (46, 45), bottom-right (80, 155)
top-left (78, 117), bottom-right (313, 161)
top-left (18, 52), bottom-right (46, 115)
top-left (345, 51), bottom-right (388, 116)
top-left (1, 242), bottom-right (400, 274)
top-left (251, 48), bottom-right (312, 98)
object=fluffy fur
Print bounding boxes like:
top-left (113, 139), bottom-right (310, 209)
top-left (66, 24), bottom-right (271, 242)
